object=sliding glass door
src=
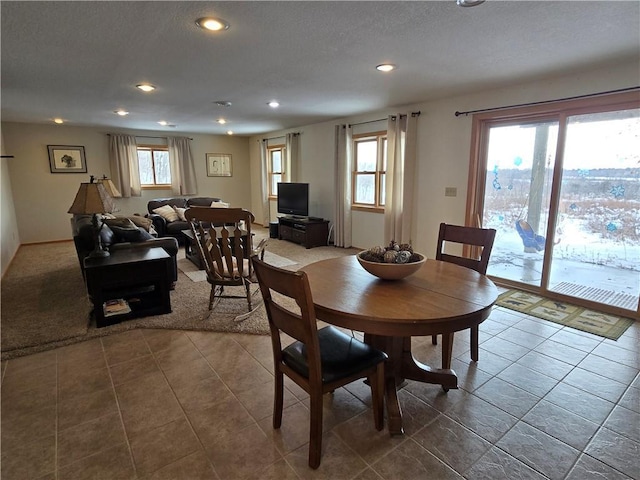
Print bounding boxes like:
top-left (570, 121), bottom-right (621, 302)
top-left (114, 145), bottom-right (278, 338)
top-left (482, 120), bottom-right (558, 287)
top-left (472, 92), bottom-right (639, 317)
top-left (548, 109), bottom-right (640, 311)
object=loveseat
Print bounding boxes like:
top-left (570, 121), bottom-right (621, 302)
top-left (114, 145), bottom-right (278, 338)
top-left (147, 197), bottom-right (226, 245)
top-left (71, 214), bottom-right (179, 286)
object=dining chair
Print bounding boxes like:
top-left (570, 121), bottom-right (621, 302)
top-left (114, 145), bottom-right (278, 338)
top-left (186, 207), bottom-right (266, 320)
top-left (431, 222), bottom-right (496, 366)
top-left (251, 255), bottom-right (387, 469)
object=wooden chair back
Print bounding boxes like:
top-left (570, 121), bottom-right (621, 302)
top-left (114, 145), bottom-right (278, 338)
top-left (186, 207), bottom-right (255, 283)
top-left (432, 222), bottom-right (497, 364)
top-left (435, 222), bottom-right (496, 275)
top-left (250, 254), bottom-right (386, 469)
top-left (250, 255), bottom-right (322, 384)
top-left (186, 207), bottom-right (260, 314)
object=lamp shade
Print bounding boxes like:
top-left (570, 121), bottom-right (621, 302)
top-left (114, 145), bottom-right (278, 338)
top-left (67, 181), bottom-right (115, 215)
top-left (98, 176), bottom-right (122, 198)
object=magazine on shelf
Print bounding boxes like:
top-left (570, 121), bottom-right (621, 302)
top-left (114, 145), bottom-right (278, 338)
top-left (103, 298), bottom-right (131, 317)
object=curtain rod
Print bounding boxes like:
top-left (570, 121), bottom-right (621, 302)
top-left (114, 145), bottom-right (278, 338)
top-left (106, 134), bottom-right (193, 140)
top-left (454, 86), bottom-right (640, 117)
top-left (348, 111), bottom-right (421, 127)
top-left (261, 132), bottom-right (300, 142)
top-left (349, 118), bottom-right (386, 127)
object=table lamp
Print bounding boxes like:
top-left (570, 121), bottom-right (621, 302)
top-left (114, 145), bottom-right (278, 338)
top-left (98, 174), bottom-right (122, 213)
top-left (68, 175), bottom-right (116, 258)
top-left (97, 175), bottom-right (122, 198)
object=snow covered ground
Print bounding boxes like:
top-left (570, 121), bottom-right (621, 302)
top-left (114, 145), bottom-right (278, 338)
top-left (487, 216), bottom-right (640, 303)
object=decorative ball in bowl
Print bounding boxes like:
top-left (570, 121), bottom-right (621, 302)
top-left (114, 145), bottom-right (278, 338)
top-left (356, 242), bottom-right (426, 280)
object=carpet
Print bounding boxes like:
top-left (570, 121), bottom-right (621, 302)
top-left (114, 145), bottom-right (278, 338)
top-left (177, 251), bottom-right (298, 282)
top-left (1, 231), bottom-right (360, 360)
top-left (0, 232), bottom-right (359, 360)
top-left (496, 289), bottom-right (635, 340)
top-left (1, 243), bottom-right (274, 360)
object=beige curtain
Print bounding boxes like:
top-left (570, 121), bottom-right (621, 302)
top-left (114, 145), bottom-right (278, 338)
top-left (384, 113), bottom-right (418, 245)
top-left (168, 136), bottom-right (197, 195)
top-left (333, 124), bottom-right (352, 247)
top-left (286, 133), bottom-right (300, 182)
top-left (260, 140), bottom-right (270, 226)
top-left (108, 134), bottom-right (140, 197)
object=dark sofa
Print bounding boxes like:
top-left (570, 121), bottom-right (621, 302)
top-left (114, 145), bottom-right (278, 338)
top-left (71, 214), bottom-right (180, 286)
top-left (146, 196), bottom-right (223, 245)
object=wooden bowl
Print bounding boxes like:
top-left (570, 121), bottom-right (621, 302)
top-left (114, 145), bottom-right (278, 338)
top-left (356, 252), bottom-right (426, 280)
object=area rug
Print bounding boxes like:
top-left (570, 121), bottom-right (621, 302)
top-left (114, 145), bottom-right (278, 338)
top-left (496, 289), bottom-right (635, 340)
top-left (2, 231), bottom-right (359, 360)
top-left (0, 242), bottom-right (274, 360)
top-left (177, 251), bottom-right (298, 282)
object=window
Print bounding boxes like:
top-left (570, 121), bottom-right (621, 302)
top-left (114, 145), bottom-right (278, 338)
top-left (137, 145), bottom-right (171, 187)
top-left (469, 90), bottom-right (639, 317)
top-left (352, 132), bottom-right (387, 211)
top-left (268, 144), bottom-right (285, 196)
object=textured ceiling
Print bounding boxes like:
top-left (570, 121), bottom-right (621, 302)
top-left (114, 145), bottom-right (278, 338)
top-left (1, 1), bottom-right (639, 135)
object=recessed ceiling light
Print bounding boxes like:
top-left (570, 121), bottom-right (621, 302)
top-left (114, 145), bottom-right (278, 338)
top-left (214, 100), bottom-right (232, 107)
top-left (114, 110), bottom-right (129, 116)
top-left (268, 101), bottom-right (280, 108)
top-left (196, 17), bottom-right (230, 31)
top-left (217, 119), bottom-right (227, 124)
top-left (136, 83), bottom-right (156, 92)
top-left (227, 130), bottom-right (234, 135)
top-left (53, 118), bottom-right (64, 124)
top-left (456, 0), bottom-right (485, 6)
top-left (376, 64), bottom-right (397, 72)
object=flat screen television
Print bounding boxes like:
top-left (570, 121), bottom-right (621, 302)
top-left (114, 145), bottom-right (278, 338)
top-left (277, 182), bottom-right (309, 217)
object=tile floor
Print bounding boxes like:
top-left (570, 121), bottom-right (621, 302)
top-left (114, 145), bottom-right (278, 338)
top-left (1, 307), bottom-right (638, 479)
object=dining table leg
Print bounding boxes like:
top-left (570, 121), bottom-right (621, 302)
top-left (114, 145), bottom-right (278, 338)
top-left (441, 333), bottom-right (454, 370)
top-left (365, 334), bottom-right (458, 436)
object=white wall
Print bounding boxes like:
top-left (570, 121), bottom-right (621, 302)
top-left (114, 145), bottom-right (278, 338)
top-left (250, 59), bottom-right (639, 255)
top-left (249, 123), bottom-right (338, 226)
top-left (2, 59), bottom-right (636, 252)
top-left (0, 123), bottom-right (252, 244)
top-left (1, 128), bottom-right (20, 276)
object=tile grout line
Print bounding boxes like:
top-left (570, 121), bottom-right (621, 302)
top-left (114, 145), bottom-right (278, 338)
top-left (146, 330), bottom-right (230, 479)
top-left (101, 336), bottom-right (143, 479)
top-left (191, 333), bottom-right (293, 474)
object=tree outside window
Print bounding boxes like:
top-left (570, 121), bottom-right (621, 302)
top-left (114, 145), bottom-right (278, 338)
top-left (268, 145), bottom-right (285, 196)
top-left (353, 132), bottom-right (387, 211)
top-left (138, 146), bottom-right (171, 186)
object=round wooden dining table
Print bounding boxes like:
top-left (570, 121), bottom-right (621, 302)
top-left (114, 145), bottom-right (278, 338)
top-left (301, 255), bottom-right (498, 435)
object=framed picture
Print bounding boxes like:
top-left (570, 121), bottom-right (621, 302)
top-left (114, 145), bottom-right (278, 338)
top-left (206, 153), bottom-right (232, 177)
top-left (48, 145), bottom-right (87, 173)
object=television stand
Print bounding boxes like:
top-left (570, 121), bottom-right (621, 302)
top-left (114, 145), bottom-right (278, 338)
top-left (278, 216), bottom-right (329, 249)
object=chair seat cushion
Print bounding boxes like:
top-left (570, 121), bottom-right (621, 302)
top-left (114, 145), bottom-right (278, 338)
top-left (283, 326), bottom-right (387, 384)
top-left (212, 258), bottom-right (250, 279)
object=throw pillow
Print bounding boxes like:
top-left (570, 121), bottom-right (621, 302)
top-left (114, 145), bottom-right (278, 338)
top-left (104, 217), bottom-right (152, 246)
top-left (210, 201), bottom-right (230, 208)
top-left (173, 206), bottom-right (187, 222)
top-left (103, 218), bottom-right (142, 243)
top-left (113, 226), bottom-right (155, 243)
top-left (153, 204), bottom-right (179, 222)
top-left (127, 215), bottom-right (154, 232)
top-left (103, 217), bottom-right (138, 230)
